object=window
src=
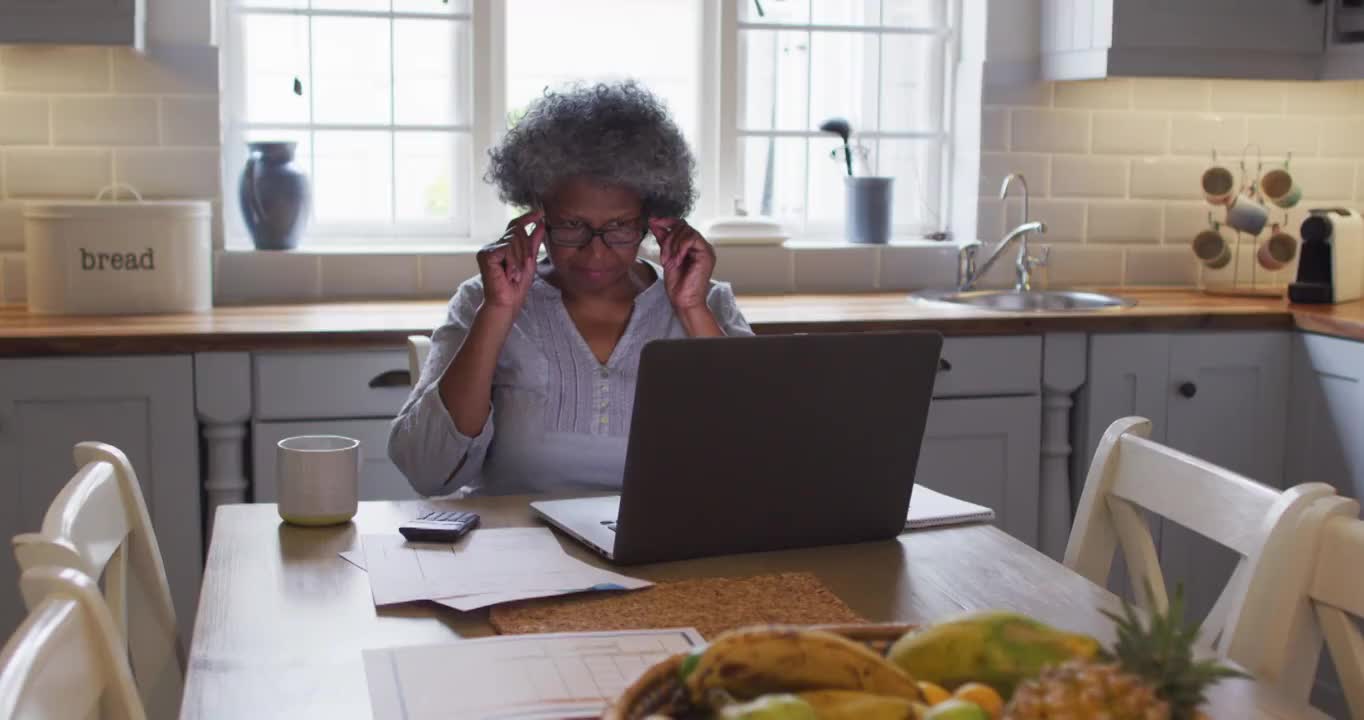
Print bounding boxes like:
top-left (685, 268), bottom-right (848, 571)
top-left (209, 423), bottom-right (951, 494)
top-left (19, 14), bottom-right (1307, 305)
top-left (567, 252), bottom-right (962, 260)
top-left (222, 0), bottom-right (953, 248)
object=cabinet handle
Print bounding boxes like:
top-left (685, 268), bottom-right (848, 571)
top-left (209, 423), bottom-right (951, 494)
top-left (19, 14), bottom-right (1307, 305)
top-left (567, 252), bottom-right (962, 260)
top-left (368, 369), bottom-right (412, 388)
top-left (938, 358), bottom-right (952, 372)
top-left (1177, 382), bottom-right (1198, 399)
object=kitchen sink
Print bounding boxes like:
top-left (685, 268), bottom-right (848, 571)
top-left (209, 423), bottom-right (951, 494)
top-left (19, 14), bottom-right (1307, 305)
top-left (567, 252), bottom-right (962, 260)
top-left (912, 289), bottom-right (1136, 312)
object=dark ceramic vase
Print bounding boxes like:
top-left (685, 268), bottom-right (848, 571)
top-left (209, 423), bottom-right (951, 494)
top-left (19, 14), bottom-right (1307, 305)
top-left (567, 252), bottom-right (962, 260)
top-left (239, 141), bottom-right (310, 250)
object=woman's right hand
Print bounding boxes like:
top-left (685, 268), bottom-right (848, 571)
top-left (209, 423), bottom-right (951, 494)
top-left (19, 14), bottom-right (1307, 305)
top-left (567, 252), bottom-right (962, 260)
top-left (477, 209), bottom-right (545, 311)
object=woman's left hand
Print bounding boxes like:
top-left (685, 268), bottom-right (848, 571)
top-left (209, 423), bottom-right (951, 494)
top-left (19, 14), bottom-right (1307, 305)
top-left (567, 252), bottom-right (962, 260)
top-left (650, 218), bottom-right (715, 312)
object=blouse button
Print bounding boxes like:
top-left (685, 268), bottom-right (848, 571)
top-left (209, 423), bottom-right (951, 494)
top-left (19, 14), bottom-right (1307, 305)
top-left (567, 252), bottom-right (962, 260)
top-left (598, 368), bottom-right (609, 378)
top-left (599, 415), bottom-right (609, 425)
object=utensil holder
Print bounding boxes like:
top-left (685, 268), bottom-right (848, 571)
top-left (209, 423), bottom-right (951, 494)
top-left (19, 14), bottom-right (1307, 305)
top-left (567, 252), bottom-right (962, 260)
top-left (845, 176), bottom-right (893, 245)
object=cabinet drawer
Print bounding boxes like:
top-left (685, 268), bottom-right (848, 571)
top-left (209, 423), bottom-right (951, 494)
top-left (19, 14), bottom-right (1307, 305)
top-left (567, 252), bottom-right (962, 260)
top-left (254, 350), bottom-right (411, 420)
top-left (932, 337), bottom-right (1041, 398)
top-left (252, 419), bottom-right (420, 502)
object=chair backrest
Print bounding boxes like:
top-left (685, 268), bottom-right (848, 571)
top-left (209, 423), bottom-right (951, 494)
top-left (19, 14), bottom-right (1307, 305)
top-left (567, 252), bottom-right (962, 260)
top-left (0, 566), bottom-right (146, 720)
top-left (407, 335), bottom-right (432, 385)
top-left (1064, 417), bottom-right (1336, 652)
top-left (1231, 495), bottom-right (1364, 719)
top-left (11, 442), bottom-right (183, 718)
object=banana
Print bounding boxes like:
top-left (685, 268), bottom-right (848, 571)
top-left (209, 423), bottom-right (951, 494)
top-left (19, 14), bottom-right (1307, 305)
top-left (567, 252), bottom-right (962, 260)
top-left (683, 627), bottom-right (922, 704)
top-left (796, 689), bottom-right (928, 720)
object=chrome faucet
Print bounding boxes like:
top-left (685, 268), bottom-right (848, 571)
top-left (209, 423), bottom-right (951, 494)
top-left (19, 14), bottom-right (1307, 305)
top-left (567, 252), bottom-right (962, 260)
top-left (956, 173), bottom-right (1050, 291)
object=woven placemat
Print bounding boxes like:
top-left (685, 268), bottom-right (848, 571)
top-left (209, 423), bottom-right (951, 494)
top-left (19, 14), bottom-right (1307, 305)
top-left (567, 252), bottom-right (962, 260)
top-left (489, 572), bottom-right (866, 639)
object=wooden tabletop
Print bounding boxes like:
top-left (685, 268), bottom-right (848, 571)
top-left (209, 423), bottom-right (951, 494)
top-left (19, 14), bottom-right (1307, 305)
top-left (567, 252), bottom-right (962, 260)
top-left (181, 498), bottom-right (1325, 720)
top-left (3, 289), bottom-right (1364, 356)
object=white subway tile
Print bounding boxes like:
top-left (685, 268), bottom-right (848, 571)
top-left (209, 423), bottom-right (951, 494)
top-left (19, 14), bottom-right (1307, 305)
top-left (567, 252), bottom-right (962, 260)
top-left (969, 253), bottom-right (1018, 290)
top-left (4, 149), bottom-right (111, 197)
top-left (1169, 114), bottom-right (1249, 156)
top-left (1285, 159), bottom-right (1356, 202)
top-left (1130, 158), bottom-right (1207, 201)
top-left (1091, 112), bottom-right (1167, 155)
top-left (979, 153), bottom-right (1050, 198)
top-left (1165, 203), bottom-right (1218, 245)
top-left (977, 198), bottom-right (1003, 241)
top-left (1010, 109), bottom-right (1088, 153)
top-left (0, 201), bottom-right (22, 251)
top-left (982, 82), bottom-right (1052, 108)
top-left (715, 245), bottom-right (793, 293)
top-left (792, 246), bottom-right (879, 292)
top-left (1088, 202), bottom-right (1162, 244)
top-left (1039, 245), bottom-right (1124, 287)
top-left (981, 108), bottom-right (1008, 152)
top-left (1131, 78), bottom-right (1208, 112)
top-left (161, 97), bottom-right (220, 146)
top-left (0, 47), bottom-right (109, 92)
top-left (1051, 156), bottom-right (1127, 198)
top-left (1007, 198), bottom-right (1085, 243)
top-left (1320, 118), bottom-right (1364, 157)
top-left (1246, 116), bottom-right (1321, 157)
top-left (1124, 246), bottom-right (1198, 286)
top-left (1283, 81), bottom-right (1359, 115)
top-left (879, 244), bottom-right (957, 291)
top-left (114, 148), bottom-right (219, 198)
top-left (1054, 79), bottom-right (1131, 110)
top-left (111, 46), bottom-right (217, 94)
top-left (52, 97), bottom-right (158, 147)
top-left (321, 254), bottom-right (421, 298)
top-left (1209, 80), bottom-right (1286, 114)
top-left (1, 252), bottom-right (27, 304)
top-left (0, 97), bottom-right (48, 145)
top-left (215, 251), bottom-right (321, 304)
top-left (419, 253), bottom-right (481, 296)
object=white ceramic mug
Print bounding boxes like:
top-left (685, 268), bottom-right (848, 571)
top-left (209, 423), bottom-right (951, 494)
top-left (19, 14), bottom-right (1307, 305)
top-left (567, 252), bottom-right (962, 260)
top-left (1192, 229), bottom-right (1232, 269)
top-left (1201, 166), bottom-right (1237, 206)
top-left (1260, 168), bottom-right (1302, 209)
top-left (1225, 195), bottom-right (1270, 236)
top-left (1257, 229), bottom-right (1298, 270)
top-left (277, 435), bottom-right (360, 526)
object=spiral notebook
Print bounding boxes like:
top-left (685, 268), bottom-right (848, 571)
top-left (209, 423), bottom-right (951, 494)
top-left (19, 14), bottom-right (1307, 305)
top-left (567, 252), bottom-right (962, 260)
top-left (905, 486), bottom-right (996, 530)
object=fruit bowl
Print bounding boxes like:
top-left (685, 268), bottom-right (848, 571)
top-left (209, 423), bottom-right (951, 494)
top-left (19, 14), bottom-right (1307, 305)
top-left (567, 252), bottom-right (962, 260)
top-left (603, 624), bottom-right (914, 720)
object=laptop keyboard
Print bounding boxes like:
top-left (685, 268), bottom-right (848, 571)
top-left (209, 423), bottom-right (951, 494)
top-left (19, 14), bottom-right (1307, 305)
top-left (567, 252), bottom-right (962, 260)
top-left (600, 520), bottom-right (617, 532)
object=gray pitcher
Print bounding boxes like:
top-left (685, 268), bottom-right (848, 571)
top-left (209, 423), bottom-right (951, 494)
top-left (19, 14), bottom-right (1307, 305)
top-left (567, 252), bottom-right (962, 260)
top-left (240, 141), bottom-right (310, 250)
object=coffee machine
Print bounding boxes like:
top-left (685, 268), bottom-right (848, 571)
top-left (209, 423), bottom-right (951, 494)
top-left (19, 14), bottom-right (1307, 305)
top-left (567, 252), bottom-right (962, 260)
top-left (1289, 208), bottom-right (1364, 304)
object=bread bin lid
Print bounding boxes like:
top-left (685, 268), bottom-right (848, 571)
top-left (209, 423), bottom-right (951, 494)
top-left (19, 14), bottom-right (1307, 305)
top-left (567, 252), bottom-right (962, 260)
top-left (23, 184), bottom-right (211, 220)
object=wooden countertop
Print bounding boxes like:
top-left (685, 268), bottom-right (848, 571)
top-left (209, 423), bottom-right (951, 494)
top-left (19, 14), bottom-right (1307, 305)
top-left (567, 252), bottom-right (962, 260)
top-left (1, 289), bottom-right (1362, 356)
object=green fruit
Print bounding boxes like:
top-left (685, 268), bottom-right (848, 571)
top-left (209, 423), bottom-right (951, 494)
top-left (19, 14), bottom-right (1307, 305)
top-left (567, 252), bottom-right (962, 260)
top-left (718, 693), bottom-right (818, 720)
top-left (888, 610), bottom-right (1101, 696)
top-left (923, 698), bottom-right (989, 720)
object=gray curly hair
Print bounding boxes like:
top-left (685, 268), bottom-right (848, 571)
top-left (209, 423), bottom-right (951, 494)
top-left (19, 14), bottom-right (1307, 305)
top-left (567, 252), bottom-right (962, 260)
top-left (485, 80), bottom-right (697, 218)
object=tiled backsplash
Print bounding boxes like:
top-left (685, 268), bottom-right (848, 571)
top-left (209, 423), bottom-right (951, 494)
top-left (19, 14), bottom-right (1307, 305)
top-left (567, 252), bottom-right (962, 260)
top-left (980, 78), bottom-right (1364, 288)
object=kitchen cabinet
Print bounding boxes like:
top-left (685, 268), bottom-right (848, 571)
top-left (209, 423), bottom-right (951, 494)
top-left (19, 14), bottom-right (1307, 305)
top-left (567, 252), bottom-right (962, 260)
top-left (0, 0), bottom-right (144, 48)
top-left (253, 419), bottom-right (420, 502)
top-left (0, 356), bottom-right (199, 641)
top-left (1083, 331), bottom-right (1291, 626)
top-left (916, 396), bottom-right (1042, 548)
top-left (1286, 333), bottom-right (1364, 504)
top-left (1033, 0), bottom-right (1326, 81)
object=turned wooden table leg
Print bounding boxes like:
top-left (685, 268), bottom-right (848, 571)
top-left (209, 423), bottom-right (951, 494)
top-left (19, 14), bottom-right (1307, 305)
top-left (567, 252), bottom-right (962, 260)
top-left (194, 353), bottom-right (252, 542)
top-left (1041, 333), bottom-right (1086, 561)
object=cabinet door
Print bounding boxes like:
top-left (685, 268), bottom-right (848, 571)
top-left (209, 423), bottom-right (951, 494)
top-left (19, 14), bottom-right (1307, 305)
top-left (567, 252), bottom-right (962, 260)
top-left (0, 0), bottom-right (139, 45)
top-left (914, 396), bottom-right (1041, 548)
top-left (0, 356), bottom-right (199, 641)
top-left (1113, 0), bottom-right (1325, 54)
top-left (1287, 333), bottom-right (1364, 503)
top-left (253, 419), bottom-right (421, 502)
top-left (1162, 331), bottom-right (1291, 627)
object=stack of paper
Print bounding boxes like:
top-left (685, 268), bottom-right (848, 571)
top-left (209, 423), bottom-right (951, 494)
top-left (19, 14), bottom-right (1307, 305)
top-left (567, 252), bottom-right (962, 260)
top-left (341, 528), bottom-right (651, 611)
top-left (905, 486), bottom-right (996, 530)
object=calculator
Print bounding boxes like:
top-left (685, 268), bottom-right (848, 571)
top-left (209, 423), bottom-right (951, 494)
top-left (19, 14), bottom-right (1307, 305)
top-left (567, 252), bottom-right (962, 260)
top-left (398, 510), bottom-right (480, 543)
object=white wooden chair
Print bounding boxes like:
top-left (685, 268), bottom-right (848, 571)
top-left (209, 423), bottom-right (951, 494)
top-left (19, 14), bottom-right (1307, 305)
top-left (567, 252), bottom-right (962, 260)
top-left (407, 335), bottom-right (432, 385)
top-left (1064, 417), bottom-right (1337, 653)
top-left (0, 566), bottom-right (147, 720)
top-left (11, 442), bottom-right (183, 719)
top-left (1230, 494), bottom-right (1364, 719)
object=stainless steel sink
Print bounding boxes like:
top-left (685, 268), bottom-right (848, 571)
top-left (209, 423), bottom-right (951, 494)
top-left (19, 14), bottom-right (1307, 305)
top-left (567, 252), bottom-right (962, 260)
top-left (912, 289), bottom-right (1136, 313)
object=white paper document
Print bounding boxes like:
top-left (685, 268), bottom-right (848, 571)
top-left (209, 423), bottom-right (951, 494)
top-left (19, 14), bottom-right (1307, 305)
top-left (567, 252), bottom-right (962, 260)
top-left (905, 486), bottom-right (996, 530)
top-left (355, 528), bottom-right (651, 607)
top-left (364, 628), bottom-right (704, 720)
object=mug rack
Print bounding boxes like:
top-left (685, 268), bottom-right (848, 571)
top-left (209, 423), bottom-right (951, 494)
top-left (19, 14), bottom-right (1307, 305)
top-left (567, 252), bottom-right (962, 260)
top-left (1197, 146), bottom-right (1299, 298)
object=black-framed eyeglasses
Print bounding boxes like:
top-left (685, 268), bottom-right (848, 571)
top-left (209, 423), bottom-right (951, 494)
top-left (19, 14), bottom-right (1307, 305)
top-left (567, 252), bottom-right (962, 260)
top-left (543, 219), bottom-right (649, 249)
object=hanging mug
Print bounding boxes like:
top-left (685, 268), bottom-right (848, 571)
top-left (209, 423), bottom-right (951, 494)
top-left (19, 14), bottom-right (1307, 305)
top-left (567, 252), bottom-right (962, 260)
top-left (1225, 194), bottom-right (1270, 236)
top-left (1192, 229), bottom-right (1232, 269)
top-left (1260, 168), bottom-right (1302, 209)
top-left (1201, 166), bottom-right (1237, 206)
top-left (1257, 228), bottom-right (1298, 270)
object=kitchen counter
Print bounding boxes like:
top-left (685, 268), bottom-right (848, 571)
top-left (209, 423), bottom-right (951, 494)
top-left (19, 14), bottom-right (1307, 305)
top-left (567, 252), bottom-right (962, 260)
top-left (0, 289), bottom-right (1362, 356)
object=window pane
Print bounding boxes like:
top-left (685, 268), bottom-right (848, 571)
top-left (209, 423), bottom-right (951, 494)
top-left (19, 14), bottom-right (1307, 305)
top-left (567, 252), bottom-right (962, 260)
top-left (880, 34), bottom-right (942, 132)
top-left (313, 131), bottom-right (393, 223)
top-left (312, 0), bottom-right (388, 11)
top-left (240, 0), bottom-right (305, 8)
top-left (807, 135), bottom-right (851, 229)
top-left (740, 30), bottom-right (809, 131)
top-left (811, 0), bottom-right (879, 25)
top-left (311, 17), bottom-right (391, 125)
top-left (877, 139), bottom-right (941, 230)
top-left (394, 19), bottom-right (469, 125)
top-left (742, 136), bottom-right (807, 223)
top-left (808, 31), bottom-right (878, 133)
top-left (882, 0), bottom-right (943, 27)
top-left (241, 14), bottom-right (310, 124)
top-left (739, 0), bottom-right (810, 24)
top-left (394, 0), bottom-right (469, 14)
top-left (395, 132), bottom-right (454, 222)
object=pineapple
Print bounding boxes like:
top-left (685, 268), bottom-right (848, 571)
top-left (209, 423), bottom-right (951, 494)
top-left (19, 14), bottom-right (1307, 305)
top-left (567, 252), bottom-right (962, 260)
top-left (1004, 588), bottom-right (1244, 720)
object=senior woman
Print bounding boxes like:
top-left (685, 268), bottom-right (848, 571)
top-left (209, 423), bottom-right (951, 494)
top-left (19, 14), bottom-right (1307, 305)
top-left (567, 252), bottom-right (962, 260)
top-left (389, 81), bottom-right (753, 497)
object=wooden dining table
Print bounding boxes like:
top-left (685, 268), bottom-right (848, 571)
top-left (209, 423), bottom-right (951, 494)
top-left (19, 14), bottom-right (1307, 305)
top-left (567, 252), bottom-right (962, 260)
top-left (180, 497), bottom-right (1326, 720)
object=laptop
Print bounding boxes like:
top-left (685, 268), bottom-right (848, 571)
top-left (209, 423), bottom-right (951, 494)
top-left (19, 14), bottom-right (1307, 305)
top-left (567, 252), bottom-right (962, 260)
top-left (531, 331), bottom-right (943, 564)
